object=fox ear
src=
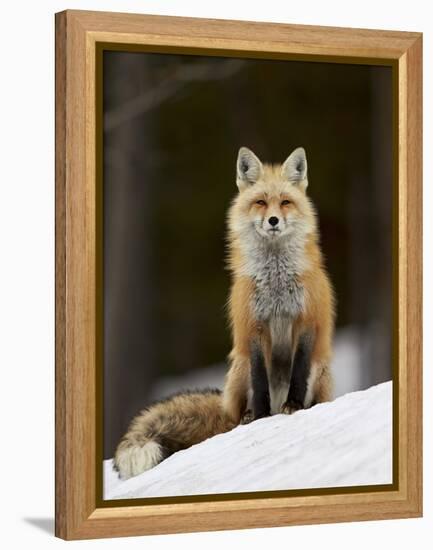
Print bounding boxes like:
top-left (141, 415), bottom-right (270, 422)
top-left (281, 147), bottom-right (308, 189)
top-left (236, 147), bottom-right (263, 189)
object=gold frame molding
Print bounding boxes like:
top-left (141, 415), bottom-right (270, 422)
top-left (55, 9), bottom-right (422, 540)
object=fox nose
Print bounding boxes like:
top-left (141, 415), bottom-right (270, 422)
top-left (268, 216), bottom-right (279, 227)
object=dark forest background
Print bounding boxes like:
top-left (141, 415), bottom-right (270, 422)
top-left (103, 51), bottom-right (393, 459)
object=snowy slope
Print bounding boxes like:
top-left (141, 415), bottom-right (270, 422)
top-left (104, 382), bottom-right (392, 500)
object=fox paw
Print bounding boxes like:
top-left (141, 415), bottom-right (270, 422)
top-left (241, 410), bottom-right (254, 424)
top-left (280, 400), bottom-right (303, 415)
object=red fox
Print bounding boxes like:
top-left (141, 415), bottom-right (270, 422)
top-left (113, 147), bottom-right (334, 479)
top-left (223, 147), bottom-right (335, 423)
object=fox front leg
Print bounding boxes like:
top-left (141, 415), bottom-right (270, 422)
top-left (250, 341), bottom-right (270, 420)
top-left (280, 333), bottom-right (313, 415)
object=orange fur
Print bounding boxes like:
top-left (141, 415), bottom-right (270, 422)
top-left (114, 147), bottom-right (335, 479)
top-left (223, 148), bottom-right (335, 423)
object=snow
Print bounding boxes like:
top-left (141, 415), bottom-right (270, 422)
top-left (104, 381), bottom-right (393, 500)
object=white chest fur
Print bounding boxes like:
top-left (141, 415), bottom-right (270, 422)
top-left (241, 238), bottom-right (307, 322)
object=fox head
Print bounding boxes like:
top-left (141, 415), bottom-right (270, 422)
top-left (229, 147), bottom-right (317, 243)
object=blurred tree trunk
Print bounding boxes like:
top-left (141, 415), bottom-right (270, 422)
top-left (103, 53), bottom-right (157, 458)
top-left (366, 66), bottom-right (393, 387)
top-left (348, 67), bottom-right (392, 390)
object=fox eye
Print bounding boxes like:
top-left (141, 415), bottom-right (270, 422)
top-left (256, 200), bottom-right (267, 206)
top-left (281, 199), bottom-right (292, 206)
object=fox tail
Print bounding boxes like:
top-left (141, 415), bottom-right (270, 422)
top-left (113, 388), bottom-right (235, 479)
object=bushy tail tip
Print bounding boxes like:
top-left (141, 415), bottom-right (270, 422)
top-left (114, 440), bottom-right (163, 480)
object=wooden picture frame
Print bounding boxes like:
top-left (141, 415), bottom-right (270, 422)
top-left (55, 9), bottom-right (422, 540)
